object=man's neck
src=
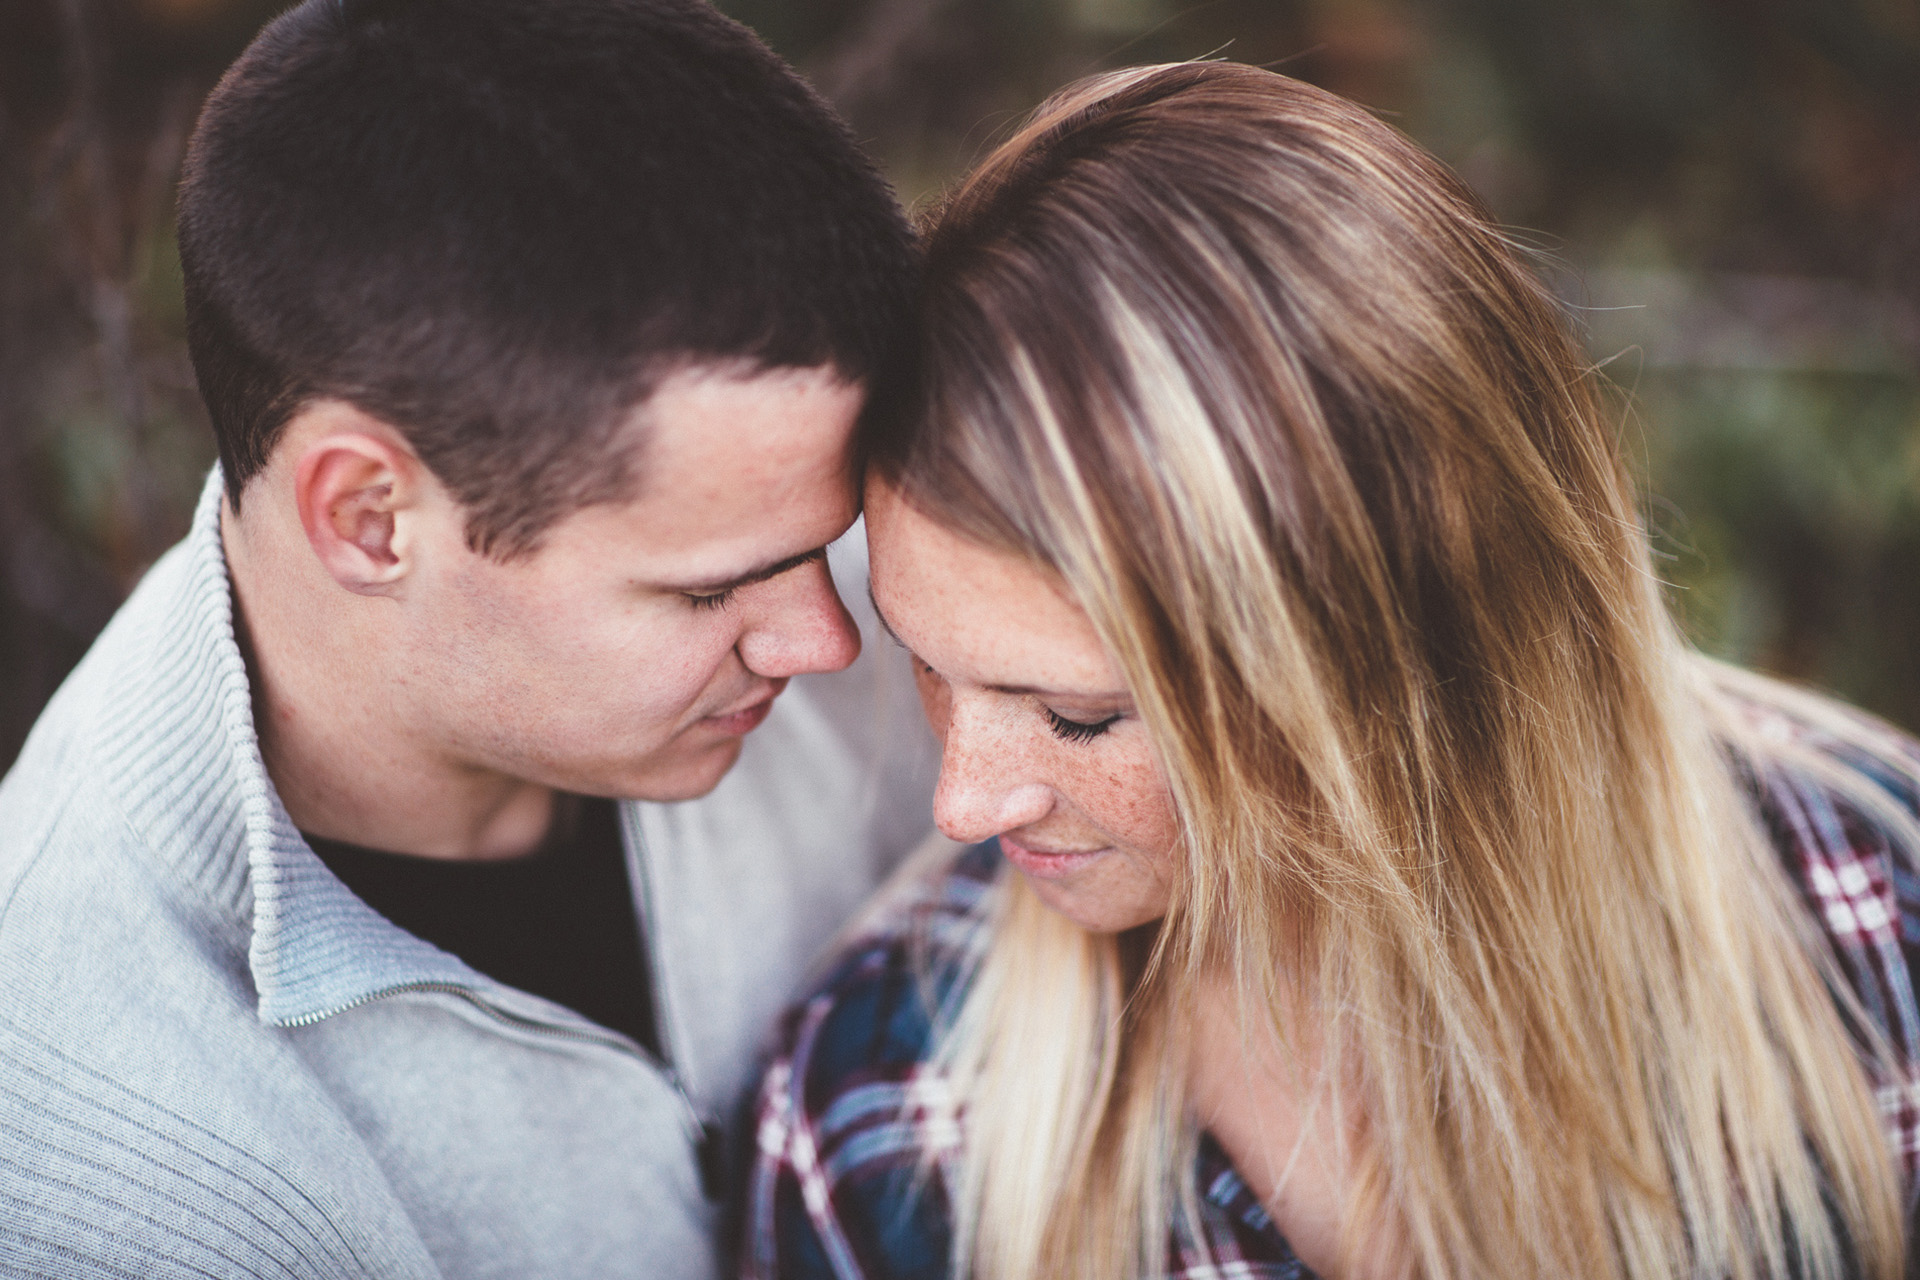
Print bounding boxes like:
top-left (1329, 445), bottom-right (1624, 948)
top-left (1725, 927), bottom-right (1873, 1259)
top-left (223, 500), bottom-right (557, 862)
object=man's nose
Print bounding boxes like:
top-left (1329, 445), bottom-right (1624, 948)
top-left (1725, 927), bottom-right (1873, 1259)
top-left (932, 699), bottom-right (1054, 844)
top-left (735, 559), bottom-right (862, 679)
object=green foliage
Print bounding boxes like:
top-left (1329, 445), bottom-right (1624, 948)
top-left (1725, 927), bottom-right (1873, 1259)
top-left (1640, 367), bottom-right (1920, 728)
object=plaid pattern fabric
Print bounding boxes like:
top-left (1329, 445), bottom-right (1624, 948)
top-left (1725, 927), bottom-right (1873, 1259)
top-left (1732, 700), bottom-right (1920, 1182)
top-left (742, 710), bottom-right (1920, 1280)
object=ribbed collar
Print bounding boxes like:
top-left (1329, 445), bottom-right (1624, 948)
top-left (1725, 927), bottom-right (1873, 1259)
top-left (95, 469), bottom-right (483, 1025)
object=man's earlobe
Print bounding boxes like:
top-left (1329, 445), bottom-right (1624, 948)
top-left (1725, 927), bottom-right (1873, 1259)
top-left (293, 428), bottom-right (419, 596)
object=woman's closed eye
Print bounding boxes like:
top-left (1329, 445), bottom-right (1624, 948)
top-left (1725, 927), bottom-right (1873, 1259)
top-left (1045, 707), bottom-right (1121, 743)
top-left (898, 643), bottom-right (1122, 745)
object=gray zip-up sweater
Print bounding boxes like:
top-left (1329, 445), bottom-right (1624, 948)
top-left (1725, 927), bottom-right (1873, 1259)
top-left (0, 471), bottom-right (941, 1279)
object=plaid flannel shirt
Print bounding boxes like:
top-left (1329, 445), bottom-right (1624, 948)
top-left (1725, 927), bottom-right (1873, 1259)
top-left (742, 705), bottom-right (1920, 1280)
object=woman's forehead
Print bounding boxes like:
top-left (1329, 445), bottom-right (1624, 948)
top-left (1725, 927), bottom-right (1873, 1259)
top-left (866, 482), bottom-right (1122, 697)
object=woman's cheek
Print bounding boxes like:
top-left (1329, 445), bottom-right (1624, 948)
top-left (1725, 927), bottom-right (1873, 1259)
top-left (1087, 737), bottom-right (1181, 862)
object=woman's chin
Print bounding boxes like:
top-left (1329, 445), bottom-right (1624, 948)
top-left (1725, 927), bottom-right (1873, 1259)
top-left (1002, 841), bottom-right (1169, 934)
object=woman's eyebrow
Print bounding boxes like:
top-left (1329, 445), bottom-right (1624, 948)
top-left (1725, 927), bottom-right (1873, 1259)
top-left (867, 583), bottom-right (1126, 702)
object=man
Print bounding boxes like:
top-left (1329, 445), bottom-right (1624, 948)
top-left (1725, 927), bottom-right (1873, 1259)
top-left (0, 1), bottom-right (939, 1276)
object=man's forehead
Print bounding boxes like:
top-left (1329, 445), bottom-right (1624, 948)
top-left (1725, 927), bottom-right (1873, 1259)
top-left (532, 482), bottom-right (860, 594)
top-left (533, 364), bottom-right (864, 582)
top-left (618, 360), bottom-right (860, 491)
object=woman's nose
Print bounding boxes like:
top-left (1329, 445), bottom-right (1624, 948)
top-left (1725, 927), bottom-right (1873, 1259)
top-left (931, 699), bottom-right (1055, 844)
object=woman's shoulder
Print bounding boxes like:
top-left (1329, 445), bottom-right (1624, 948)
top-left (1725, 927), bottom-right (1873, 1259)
top-left (1716, 668), bottom-right (1920, 954)
top-left (754, 833), bottom-right (1000, 1139)
top-left (741, 842), bottom-right (1000, 1280)
top-left (1718, 676), bottom-right (1920, 923)
top-left (1708, 659), bottom-right (1920, 831)
top-left (1709, 665), bottom-right (1920, 1179)
top-left (787, 838), bottom-right (1001, 1065)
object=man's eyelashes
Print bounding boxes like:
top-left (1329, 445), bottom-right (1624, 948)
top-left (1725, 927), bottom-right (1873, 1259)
top-left (684, 588), bottom-right (737, 611)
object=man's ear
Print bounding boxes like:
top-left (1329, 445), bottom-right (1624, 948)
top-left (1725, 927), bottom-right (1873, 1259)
top-left (290, 404), bottom-right (428, 597)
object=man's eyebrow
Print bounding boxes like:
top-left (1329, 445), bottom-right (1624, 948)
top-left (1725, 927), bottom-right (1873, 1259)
top-left (666, 546), bottom-right (829, 595)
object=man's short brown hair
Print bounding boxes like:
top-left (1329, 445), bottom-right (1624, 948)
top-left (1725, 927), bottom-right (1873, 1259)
top-left (179, 0), bottom-right (917, 555)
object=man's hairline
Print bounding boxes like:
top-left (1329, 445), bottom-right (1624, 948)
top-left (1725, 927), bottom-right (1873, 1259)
top-left (232, 355), bottom-right (868, 559)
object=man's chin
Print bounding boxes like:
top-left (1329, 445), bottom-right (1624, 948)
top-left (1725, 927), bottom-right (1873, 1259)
top-left (605, 736), bottom-right (746, 804)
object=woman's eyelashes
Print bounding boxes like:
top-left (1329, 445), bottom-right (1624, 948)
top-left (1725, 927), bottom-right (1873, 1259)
top-left (1045, 707), bottom-right (1121, 743)
top-left (908, 651), bottom-right (1122, 745)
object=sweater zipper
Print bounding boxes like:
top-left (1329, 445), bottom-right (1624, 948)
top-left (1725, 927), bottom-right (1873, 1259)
top-left (279, 980), bottom-right (713, 1173)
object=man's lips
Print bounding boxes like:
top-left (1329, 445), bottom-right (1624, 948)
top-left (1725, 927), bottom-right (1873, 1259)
top-left (999, 833), bottom-right (1108, 880)
top-left (699, 680), bottom-right (788, 736)
top-left (702, 699), bottom-right (774, 736)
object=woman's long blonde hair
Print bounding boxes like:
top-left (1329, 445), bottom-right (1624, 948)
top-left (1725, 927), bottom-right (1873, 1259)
top-left (863, 62), bottom-right (1914, 1280)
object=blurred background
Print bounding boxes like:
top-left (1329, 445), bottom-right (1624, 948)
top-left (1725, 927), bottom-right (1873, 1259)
top-left (0, 0), bottom-right (1916, 770)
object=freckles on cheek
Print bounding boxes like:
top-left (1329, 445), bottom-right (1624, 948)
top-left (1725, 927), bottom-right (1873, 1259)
top-left (1087, 746), bottom-right (1180, 853)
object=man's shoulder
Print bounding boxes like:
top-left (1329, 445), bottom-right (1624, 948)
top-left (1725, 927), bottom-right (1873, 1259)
top-left (0, 831), bottom-right (440, 1278)
top-left (0, 555), bottom-right (209, 955)
top-left (0, 544), bottom-right (166, 870)
top-left (0, 496), bottom-right (263, 916)
top-left (1, 1068), bottom-right (441, 1275)
top-left (0, 535), bottom-right (441, 1276)
top-left (0, 1013), bottom-right (439, 1279)
top-left (0, 522), bottom-right (214, 825)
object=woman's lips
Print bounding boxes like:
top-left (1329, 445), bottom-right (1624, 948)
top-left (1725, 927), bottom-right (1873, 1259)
top-left (999, 833), bottom-right (1107, 880)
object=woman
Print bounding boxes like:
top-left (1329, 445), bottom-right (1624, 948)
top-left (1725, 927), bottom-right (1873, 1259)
top-left (741, 63), bottom-right (1920, 1280)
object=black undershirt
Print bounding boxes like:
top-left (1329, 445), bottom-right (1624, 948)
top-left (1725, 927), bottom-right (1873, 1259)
top-left (304, 795), bottom-right (661, 1060)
